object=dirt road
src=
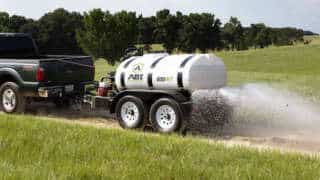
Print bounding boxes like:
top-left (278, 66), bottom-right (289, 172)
top-left (24, 102), bottom-right (320, 155)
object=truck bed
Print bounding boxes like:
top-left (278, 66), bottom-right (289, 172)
top-left (0, 55), bottom-right (94, 82)
top-left (38, 55), bottom-right (94, 85)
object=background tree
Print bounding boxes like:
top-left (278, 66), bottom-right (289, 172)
top-left (36, 8), bottom-right (84, 54)
top-left (246, 23), bottom-right (272, 48)
top-left (178, 13), bottom-right (222, 53)
top-left (0, 12), bottom-right (10, 32)
top-left (211, 18), bottom-right (223, 50)
top-left (8, 15), bottom-right (31, 32)
top-left (113, 11), bottom-right (139, 55)
top-left (177, 13), bottom-right (197, 53)
top-left (304, 30), bottom-right (319, 36)
top-left (194, 13), bottom-right (219, 52)
top-left (77, 9), bottom-right (138, 64)
top-left (137, 16), bottom-right (156, 52)
top-left (256, 26), bottom-right (272, 48)
top-left (154, 9), bottom-right (181, 53)
top-left (19, 20), bottom-right (39, 39)
top-left (223, 17), bottom-right (248, 50)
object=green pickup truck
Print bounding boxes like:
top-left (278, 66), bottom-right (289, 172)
top-left (0, 33), bottom-right (95, 113)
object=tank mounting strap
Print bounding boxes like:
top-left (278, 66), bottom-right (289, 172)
top-left (120, 72), bottom-right (126, 88)
top-left (151, 56), bottom-right (167, 68)
top-left (148, 73), bottom-right (153, 88)
top-left (124, 57), bottom-right (137, 68)
top-left (177, 72), bottom-right (184, 88)
top-left (180, 55), bottom-right (194, 68)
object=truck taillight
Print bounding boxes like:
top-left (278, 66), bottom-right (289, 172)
top-left (36, 67), bottom-right (45, 81)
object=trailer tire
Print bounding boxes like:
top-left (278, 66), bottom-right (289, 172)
top-left (116, 96), bottom-right (145, 129)
top-left (0, 82), bottom-right (25, 114)
top-left (150, 98), bottom-right (182, 133)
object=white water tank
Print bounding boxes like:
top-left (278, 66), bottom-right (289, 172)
top-left (115, 53), bottom-right (227, 93)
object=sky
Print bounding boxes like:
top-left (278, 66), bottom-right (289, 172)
top-left (0, 0), bottom-right (319, 33)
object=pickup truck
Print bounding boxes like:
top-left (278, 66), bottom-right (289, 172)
top-left (0, 33), bottom-right (95, 113)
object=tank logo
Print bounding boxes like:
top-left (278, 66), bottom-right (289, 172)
top-left (157, 76), bottom-right (173, 82)
top-left (132, 63), bottom-right (144, 73)
top-left (128, 74), bottom-right (144, 81)
top-left (128, 63), bottom-right (144, 81)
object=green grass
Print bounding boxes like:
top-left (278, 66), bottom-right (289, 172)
top-left (94, 59), bottom-right (117, 81)
top-left (216, 36), bottom-right (320, 99)
top-left (0, 114), bottom-right (320, 179)
top-left (150, 44), bottom-right (165, 51)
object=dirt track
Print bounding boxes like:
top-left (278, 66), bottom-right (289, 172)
top-left (24, 102), bottom-right (320, 155)
top-left (221, 126), bottom-right (320, 154)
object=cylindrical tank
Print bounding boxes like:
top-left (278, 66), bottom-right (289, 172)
top-left (115, 53), bottom-right (226, 93)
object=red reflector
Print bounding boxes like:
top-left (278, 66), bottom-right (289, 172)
top-left (36, 67), bottom-right (45, 81)
top-left (97, 87), bottom-right (108, 97)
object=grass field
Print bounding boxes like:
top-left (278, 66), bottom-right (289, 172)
top-left (0, 36), bottom-right (320, 179)
top-left (219, 36), bottom-right (320, 99)
top-left (0, 115), bottom-right (320, 179)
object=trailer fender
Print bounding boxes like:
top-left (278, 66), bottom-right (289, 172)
top-left (110, 89), bottom-right (191, 114)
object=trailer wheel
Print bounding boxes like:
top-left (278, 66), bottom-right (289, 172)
top-left (150, 98), bottom-right (182, 133)
top-left (0, 82), bottom-right (25, 113)
top-left (116, 96), bottom-right (145, 129)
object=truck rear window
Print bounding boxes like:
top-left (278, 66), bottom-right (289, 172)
top-left (0, 36), bottom-right (38, 58)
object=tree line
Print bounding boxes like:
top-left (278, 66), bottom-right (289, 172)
top-left (0, 8), bottom-right (311, 64)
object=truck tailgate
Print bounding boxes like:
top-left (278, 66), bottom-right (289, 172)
top-left (39, 56), bottom-right (94, 84)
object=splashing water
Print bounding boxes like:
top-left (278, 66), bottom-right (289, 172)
top-left (190, 89), bottom-right (232, 135)
top-left (220, 84), bottom-right (320, 129)
top-left (192, 84), bottom-right (320, 136)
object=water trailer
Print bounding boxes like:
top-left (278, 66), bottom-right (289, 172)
top-left (85, 51), bottom-right (227, 133)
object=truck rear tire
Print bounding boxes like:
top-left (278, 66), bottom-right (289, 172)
top-left (150, 98), bottom-right (182, 133)
top-left (0, 82), bottom-right (25, 113)
top-left (116, 96), bottom-right (145, 129)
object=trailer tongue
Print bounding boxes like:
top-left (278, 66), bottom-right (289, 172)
top-left (85, 53), bottom-right (227, 133)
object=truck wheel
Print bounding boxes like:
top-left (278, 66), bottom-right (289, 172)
top-left (150, 98), bottom-right (182, 133)
top-left (0, 82), bottom-right (25, 113)
top-left (116, 96), bottom-right (145, 129)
